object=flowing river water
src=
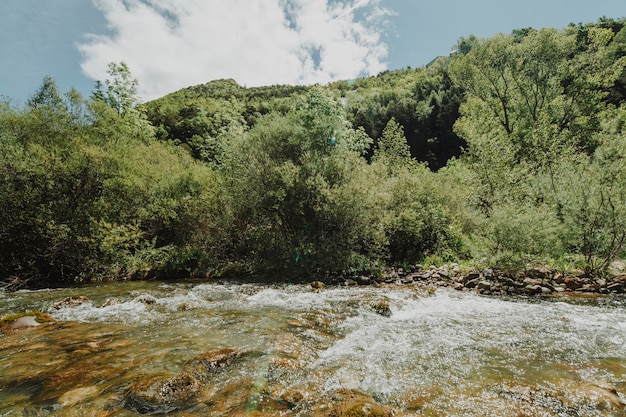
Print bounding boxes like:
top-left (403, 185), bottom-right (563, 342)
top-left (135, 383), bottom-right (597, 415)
top-left (0, 280), bottom-right (625, 416)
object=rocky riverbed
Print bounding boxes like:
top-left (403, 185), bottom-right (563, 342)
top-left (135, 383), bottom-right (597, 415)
top-left (1, 278), bottom-right (625, 416)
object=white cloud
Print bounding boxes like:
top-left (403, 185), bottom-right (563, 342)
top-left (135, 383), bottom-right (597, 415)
top-left (78, 0), bottom-right (393, 100)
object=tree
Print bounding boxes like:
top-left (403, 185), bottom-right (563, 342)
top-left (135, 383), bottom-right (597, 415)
top-left (93, 62), bottom-right (140, 115)
top-left (372, 117), bottom-right (413, 172)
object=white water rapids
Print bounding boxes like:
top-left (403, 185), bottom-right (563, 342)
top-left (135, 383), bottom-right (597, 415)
top-left (0, 281), bottom-right (624, 416)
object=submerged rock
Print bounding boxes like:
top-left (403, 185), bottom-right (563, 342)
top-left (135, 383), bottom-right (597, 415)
top-left (124, 373), bottom-right (200, 415)
top-left (183, 348), bottom-right (243, 381)
top-left (322, 390), bottom-right (395, 417)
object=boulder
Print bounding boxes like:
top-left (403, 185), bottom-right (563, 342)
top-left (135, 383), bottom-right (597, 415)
top-left (0, 311), bottom-right (55, 333)
top-left (477, 281), bottom-right (492, 292)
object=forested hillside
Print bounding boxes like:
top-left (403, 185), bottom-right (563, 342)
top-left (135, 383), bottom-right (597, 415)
top-left (2, 18), bottom-right (626, 289)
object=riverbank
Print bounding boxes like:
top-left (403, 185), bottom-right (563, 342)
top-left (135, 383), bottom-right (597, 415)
top-left (324, 263), bottom-right (626, 297)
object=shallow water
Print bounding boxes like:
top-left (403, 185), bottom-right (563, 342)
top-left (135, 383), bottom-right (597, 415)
top-left (0, 280), bottom-right (624, 416)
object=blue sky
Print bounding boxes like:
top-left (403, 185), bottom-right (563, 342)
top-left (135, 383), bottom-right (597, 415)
top-left (1, 0), bottom-right (624, 102)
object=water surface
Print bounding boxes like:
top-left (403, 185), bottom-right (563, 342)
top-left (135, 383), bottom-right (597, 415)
top-left (0, 281), bottom-right (624, 416)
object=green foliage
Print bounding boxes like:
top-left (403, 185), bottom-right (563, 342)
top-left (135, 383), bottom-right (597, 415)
top-left (3, 18), bottom-right (626, 287)
top-left (449, 18), bottom-right (626, 273)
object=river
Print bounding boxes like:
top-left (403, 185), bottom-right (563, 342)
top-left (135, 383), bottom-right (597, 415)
top-left (0, 280), bottom-right (625, 416)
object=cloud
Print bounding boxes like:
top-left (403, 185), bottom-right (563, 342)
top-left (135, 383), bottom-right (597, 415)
top-left (78, 0), bottom-right (393, 100)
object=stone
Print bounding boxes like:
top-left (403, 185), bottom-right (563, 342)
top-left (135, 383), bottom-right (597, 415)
top-left (356, 276), bottom-right (372, 285)
top-left (325, 390), bottom-right (395, 417)
top-left (523, 277), bottom-right (542, 287)
top-left (564, 277), bottom-right (583, 291)
top-left (183, 348), bottom-right (243, 380)
top-left (124, 373), bottom-right (199, 415)
top-left (51, 296), bottom-right (89, 310)
top-left (527, 265), bottom-right (552, 279)
top-left (540, 286), bottom-right (553, 295)
top-left (134, 294), bottom-right (157, 305)
top-left (436, 267), bottom-right (450, 278)
top-left (463, 272), bottom-right (480, 283)
top-left (482, 268), bottom-right (494, 278)
top-left (371, 300), bottom-right (392, 317)
top-left (607, 282), bottom-right (625, 293)
top-left (281, 387), bottom-right (306, 408)
top-left (477, 281), bottom-right (492, 291)
top-left (311, 281), bottom-right (326, 290)
top-left (524, 284), bottom-right (543, 295)
top-left (0, 311), bottom-right (55, 333)
top-left (464, 278), bottom-right (480, 289)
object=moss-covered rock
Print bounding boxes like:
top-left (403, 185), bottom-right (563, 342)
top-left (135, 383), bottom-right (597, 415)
top-left (0, 311), bottom-right (55, 332)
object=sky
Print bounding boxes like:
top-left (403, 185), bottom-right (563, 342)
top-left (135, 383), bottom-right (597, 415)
top-left (1, 0), bottom-right (625, 103)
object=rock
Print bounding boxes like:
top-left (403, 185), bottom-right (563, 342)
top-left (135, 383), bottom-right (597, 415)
top-left (482, 268), bottom-right (494, 278)
top-left (437, 267), bottom-right (450, 278)
top-left (52, 296), bottom-right (89, 310)
top-left (464, 278), bottom-right (480, 289)
top-left (343, 279), bottom-right (358, 287)
top-left (371, 300), bottom-right (392, 317)
top-left (418, 272), bottom-right (432, 280)
top-left (124, 373), bottom-right (199, 415)
top-left (326, 390), bottom-right (395, 417)
top-left (564, 277), bottom-right (583, 291)
top-left (607, 282), bottom-right (625, 293)
top-left (0, 311), bottom-right (55, 333)
top-left (527, 265), bottom-right (552, 279)
top-left (311, 281), bottom-right (326, 290)
top-left (523, 277), bottom-right (542, 287)
top-left (100, 298), bottom-right (121, 308)
top-left (463, 272), bottom-right (480, 283)
top-left (134, 294), bottom-right (157, 305)
top-left (540, 286), bottom-right (553, 295)
top-left (183, 348), bottom-right (243, 381)
top-left (356, 276), bottom-right (372, 285)
top-left (524, 284), bottom-right (543, 295)
top-left (477, 281), bottom-right (492, 291)
top-left (281, 387), bottom-right (306, 408)
top-left (569, 381), bottom-right (626, 411)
